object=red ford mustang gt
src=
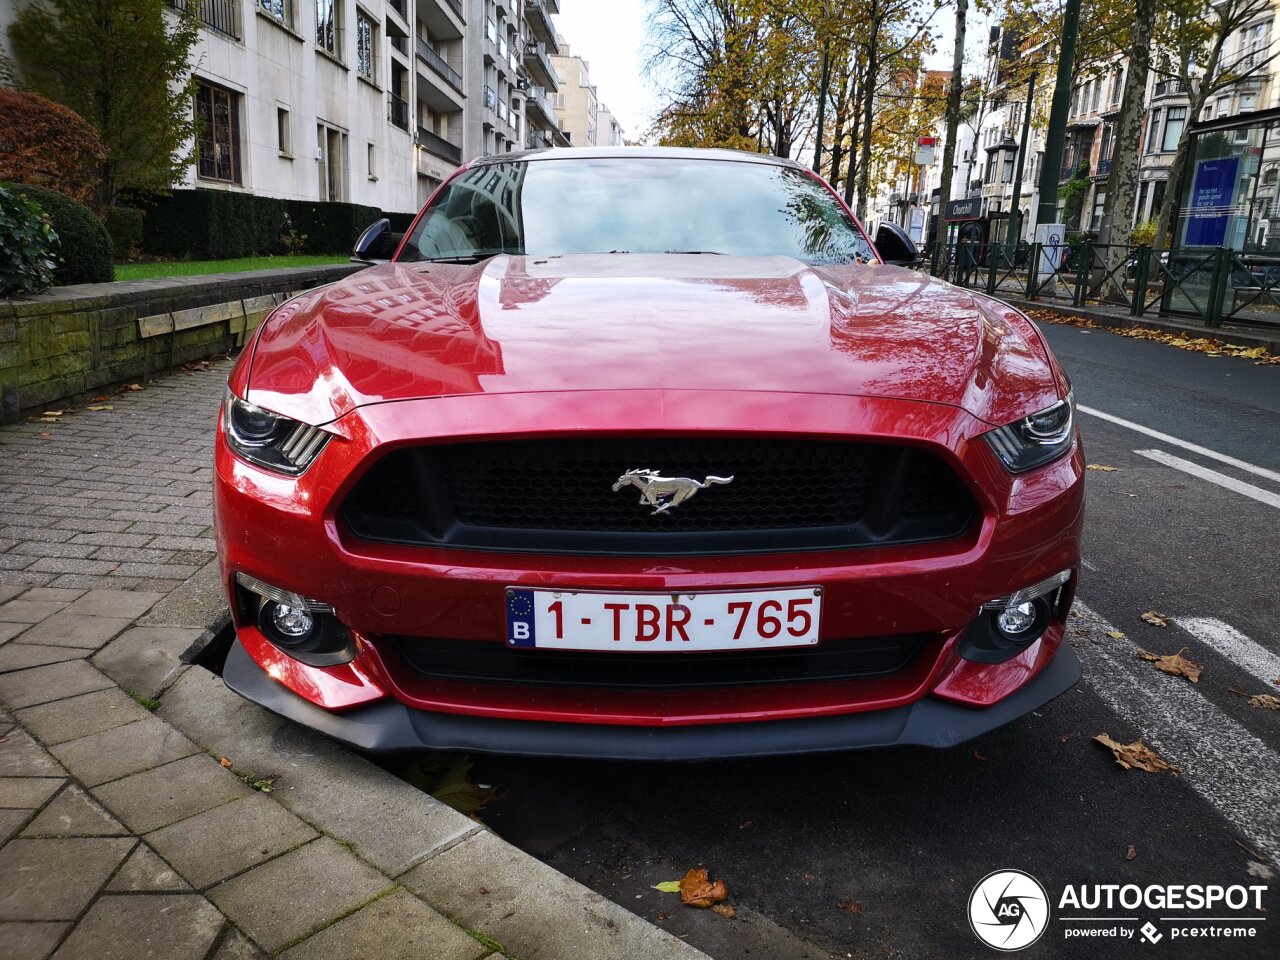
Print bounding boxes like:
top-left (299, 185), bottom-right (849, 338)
top-left (215, 147), bottom-right (1084, 759)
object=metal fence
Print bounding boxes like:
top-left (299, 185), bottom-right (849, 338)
top-left (924, 241), bottom-right (1280, 329)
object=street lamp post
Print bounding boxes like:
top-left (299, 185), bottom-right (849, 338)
top-left (1034, 0), bottom-right (1082, 231)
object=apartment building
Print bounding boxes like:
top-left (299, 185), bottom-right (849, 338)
top-left (550, 42), bottom-right (597, 146)
top-left (2, 0), bottom-right (572, 215)
top-left (597, 104), bottom-right (626, 146)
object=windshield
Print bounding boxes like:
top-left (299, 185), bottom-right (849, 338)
top-left (400, 156), bottom-right (876, 265)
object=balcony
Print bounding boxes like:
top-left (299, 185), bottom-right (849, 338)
top-left (168, 0), bottom-right (238, 39)
top-left (388, 0), bottom-right (407, 20)
top-left (524, 39), bottom-right (558, 89)
top-left (416, 37), bottom-right (463, 93)
top-left (525, 0), bottom-right (557, 49)
top-left (525, 85), bottom-right (557, 127)
top-left (1094, 158), bottom-right (1112, 179)
top-left (1153, 79), bottom-right (1186, 99)
top-left (389, 93), bottom-right (409, 131)
top-left (417, 125), bottom-right (462, 164)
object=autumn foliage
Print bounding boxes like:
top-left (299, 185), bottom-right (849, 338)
top-left (0, 88), bottom-right (106, 206)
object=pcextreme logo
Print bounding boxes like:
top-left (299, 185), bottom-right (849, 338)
top-left (968, 869), bottom-right (1051, 951)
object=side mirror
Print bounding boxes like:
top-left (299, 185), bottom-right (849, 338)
top-left (351, 218), bottom-right (395, 265)
top-left (874, 221), bottom-right (922, 267)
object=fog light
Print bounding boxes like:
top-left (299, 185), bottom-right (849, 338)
top-left (997, 601), bottom-right (1038, 636)
top-left (269, 602), bottom-right (315, 640)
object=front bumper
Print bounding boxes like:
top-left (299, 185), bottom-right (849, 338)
top-left (215, 387), bottom-right (1086, 739)
top-left (224, 636), bottom-right (1082, 759)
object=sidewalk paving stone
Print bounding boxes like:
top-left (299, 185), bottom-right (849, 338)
top-left (207, 837), bottom-right (395, 954)
top-left (0, 836), bottom-right (135, 920)
top-left (0, 622), bottom-right (27, 643)
top-left (0, 643), bottom-right (88, 672)
top-left (1, 809), bottom-right (32, 843)
top-left (105, 843), bottom-right (192, 893)
top-left (22, 785), bottom-right (128, 838)
top-left (278, 889), bottom-right (487, 960)
top-left (0, 777), bottom-right (64, 809)
top-left (0, 730), bottom-right (67, 778)
top-left (92, 753), bottom-right (252, 834)
top-left (15, 612), bottom-right (134, 649)
top-left (50, 716), bottom-right (199, 787)
top-left (0, 661), bottom-right (115, 709)
top-left (0, 921), bottom-right (69, 960)
top-left (63, 590), bottom-right (165, 619)
top-left (0, 600), bottom-right (70, 624)
top-left (91, 625), bottom-right (202, 699)
top-left (210, 929), bottom-right (268, 960)
top-left (15, 688), bottom-right (152, 746)
top-left (49, 894), bottom-right (223, 960)
top-left (146, 793), bottom-right (319, 890)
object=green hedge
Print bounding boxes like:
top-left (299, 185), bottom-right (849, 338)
top-left (139, 190), bottom-right (409, 260)
top-left (101, 206), bottom-right (144, 258)
top-left (4, 182), bottom-right (112, 285)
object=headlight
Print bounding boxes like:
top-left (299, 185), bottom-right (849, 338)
top-left (984, 392), bottom-right (1075, 473)
top-left (222, 391), bottom-right (330, 475)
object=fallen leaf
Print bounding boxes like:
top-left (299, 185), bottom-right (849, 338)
top-left (1137, 646), bottom-right (1203, 683)
top-left (43, 409), bottom-right (63, 416)
top-left (1060, 732), bottom-right (1075, 743)
top-left (1107, 630), bottom-right (1127, 640)
top-left (1249, 694), bottom-right (1280, 711)
top-left (973, 750), bottom-right (988, 761)
top-left (653, 880), bottom-right (683, 893)
top-left (127, 384), bottom-right (143, 392)
top-left (712, 903), bottom-right (736, 919)
top-left (738, 820), bottom-right (753, 830)
top-left (1126, 845), bottom-right (1137, 861)
top-left (836, 900), bottom-right (864, 913)
top-left (86, 405), bottom-right (113, 412)
top-left (39, 432), bottom-right (50, 438)
top-left (803, 873), bottom-right (817, 881)
top-left (477, 886), bottom-right (489, 895)
top-left (657, 912), bottom-right (668, 921)
top-left (219, 756), bottom-right (233, 767)
top-left (91, 395), bottom-right (108, 402)
top-left (1094, 733), bottom-right (1180, 774)
top-left (1140, 610), bottom-right (1168, 627)
top-left (1086, 464), bottom-right (1118, 472)
top-left (679, 868), bottom-right (728, 909)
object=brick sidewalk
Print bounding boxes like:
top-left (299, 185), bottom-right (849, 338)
top-left (0, 364), bottom-right (226, 594)
top-left (0, 365), bottom-right (706, 960)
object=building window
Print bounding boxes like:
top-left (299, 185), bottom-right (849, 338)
top-left (317, 123), bottom-right (348, 201)
top-left (1001, 153), bottom-right (1014, 183)
top-left (1090, 190), bottom-right (1106, 230)
top-left (356, 11), bottom-right (376, 80)
top-left (316, 0), bottom-right (341, 57)
top-left (277, 106), bottom-right (292, 156)
top-left (1109, 69), bottom-right (1123, 107)
top-left (1162, 106), bottom-right (1186, 152)
top-left (195, 81), bottom-right (242, 184)
top-left (1090, 79), bottom-right (1100, 112)
top-left (367, 142), bottom-right (377, 181)
top-left (260, 0), bottom-right (291, 25)
top-left (1145, 108), bottom-right (1162, 154)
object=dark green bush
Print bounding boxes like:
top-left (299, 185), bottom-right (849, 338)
top-left (0, 184), bottom-right (60, 297)
top-left (284, 200), bottom-right (382, 254)
top-left (101, 205), bottom-right (145, 258)
top-left (141, 190), bottom-right (285, 259)
top-left (4, 182), bottom-right (112, 284)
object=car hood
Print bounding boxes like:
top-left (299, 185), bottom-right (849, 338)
top-left (247, 254), bottom-right (1059, 427)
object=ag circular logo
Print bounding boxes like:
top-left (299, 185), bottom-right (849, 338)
top-left (968, 869), bottom-right (1050, 951)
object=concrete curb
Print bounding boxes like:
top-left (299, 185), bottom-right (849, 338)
top-left (1002, 296), bottom-right (1280, 354)
top-left (150, 576), bottom-right (711, 960)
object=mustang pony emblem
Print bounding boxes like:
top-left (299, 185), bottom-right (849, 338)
top-left (611, 469), bottom-right (734, 514)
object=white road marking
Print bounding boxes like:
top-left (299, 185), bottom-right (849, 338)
top-left (1071, 601), bottom-right (1280, 864)
top-left (1078, 404), bottom-right (1280, 485)
top-left (1134, 449), bottom-right (1280, 510)
top-left (1174, 617), bottom-right (1280, 690)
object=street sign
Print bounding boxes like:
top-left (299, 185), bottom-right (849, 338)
top-left (914, 136), bottom-right (937, 166)
top-left (944, 197), bottom-right (982, 222)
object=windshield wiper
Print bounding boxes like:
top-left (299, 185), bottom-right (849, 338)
top-left (664, 250), bottom-right (724, 255)
top-left (420, 252), bottom-right (503, 264)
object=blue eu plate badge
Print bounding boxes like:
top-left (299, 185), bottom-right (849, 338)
top-left (506, 589), bottom-right (536, 647)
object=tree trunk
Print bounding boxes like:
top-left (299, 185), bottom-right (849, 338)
top-left (845, 67), bottom-right (862, 205)
top-left (855, 13), bottom-right (881, 220)
top-left (1095, 0), bottom-right (1154, 297)
top-left (933, 0), bottom-right (968, 273)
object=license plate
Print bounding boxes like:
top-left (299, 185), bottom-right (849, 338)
top-left (504, 587), bottom-right (822, 652)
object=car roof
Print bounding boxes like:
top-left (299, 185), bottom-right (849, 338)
top-left (468, 145), bottom-right (809, 171)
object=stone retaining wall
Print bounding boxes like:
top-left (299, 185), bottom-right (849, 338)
top-left (0, 264), bottom-right (363, 423)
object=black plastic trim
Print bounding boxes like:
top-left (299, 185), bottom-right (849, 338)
top-left (222, 638), bottom-right (1082, 760)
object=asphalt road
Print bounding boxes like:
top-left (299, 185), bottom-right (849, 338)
top-left (468, 320), bottom-right (1280, 960)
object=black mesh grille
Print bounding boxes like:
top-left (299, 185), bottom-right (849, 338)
top-left (341, 437), bottom-right (976, 555)
top-left (389, 634), bottom-right (930, 689)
